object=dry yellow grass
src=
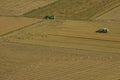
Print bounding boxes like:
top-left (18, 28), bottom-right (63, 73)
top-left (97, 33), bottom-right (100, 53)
top-left (0, 16), bottom-right (40, 35)
top-left (0, 0), bottom-right (57, 16)
top-left (1, 20), bottom-right (120, 53)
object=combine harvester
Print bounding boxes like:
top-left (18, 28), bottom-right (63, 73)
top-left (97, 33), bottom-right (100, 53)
top-left (96, 28), bottom-right (109, 33)
top-left (44, 16), bottom-right (55, 20)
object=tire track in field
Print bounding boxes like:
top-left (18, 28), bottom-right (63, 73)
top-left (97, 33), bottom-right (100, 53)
top-left (0, 20), bottom-right (43, 37)
top-left (46, 34), bottom-right (120, 48)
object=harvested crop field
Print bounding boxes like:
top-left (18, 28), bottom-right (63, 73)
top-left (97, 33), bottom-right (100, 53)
top-left (0, 0), bottom-right (57, 16)
top-left (0, 0), bottom-right (120, 80)
top-left (0, 16), bottom-right (40, 35)
top-left (0, 41), bottom-right (120, 80)
top-left (24, 0), bottom-right (120, 20)
top-left (1, 20), bottom-right (120, 53)
top-left (96, 6), bottom-right (120, 20)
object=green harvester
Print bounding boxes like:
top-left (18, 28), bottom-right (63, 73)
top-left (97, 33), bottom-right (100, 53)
top-left (44, 16), bottom-right (55, 20)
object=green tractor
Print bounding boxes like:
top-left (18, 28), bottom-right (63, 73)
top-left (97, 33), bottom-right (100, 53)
top-left (44, 16), bottom-right (55, 20)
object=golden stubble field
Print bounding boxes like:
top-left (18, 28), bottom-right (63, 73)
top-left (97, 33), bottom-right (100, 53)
top-left (96, 6), bottom-right (120, 20)
top-left (0, 0), bottom-right (120, 80)
top-left (0, 41), bottom-right (120, 80)
top-left (1, 20), bottom-right (120, 53)
top-left (0, 17), bottom-right (120, 80)
top-left (24, 0), bottom-right (120, 20)
top-left (0, 16), bottom-right (40, 35)
top-left (0, 0), bottom-right (57, 16)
